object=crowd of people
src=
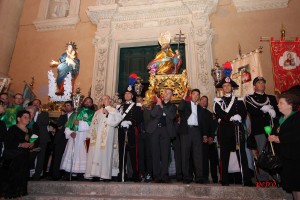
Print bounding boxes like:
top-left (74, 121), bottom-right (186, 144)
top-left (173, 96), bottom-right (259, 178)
top-left (0, 76), bottom-right (299, 199)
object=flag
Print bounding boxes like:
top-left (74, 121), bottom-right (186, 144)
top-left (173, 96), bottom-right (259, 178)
top-left (23, 83), bottom-right (36, 102)
top-left (270, 37), bottom-right (300, 93)
top-left (230, 49), bottom-right (263, 97)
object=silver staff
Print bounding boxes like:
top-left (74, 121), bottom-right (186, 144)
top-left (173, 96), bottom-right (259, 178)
top-left (235, 122), bottom-right (244, 185)
top-left (122, 128), bottom-right (128, 182)
top-left (70, 88), bottom-right (82, 181)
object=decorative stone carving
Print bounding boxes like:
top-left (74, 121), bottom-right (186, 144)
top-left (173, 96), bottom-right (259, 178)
top-left (34, 0), bottom-right (81, 31)
top-left (92, 35), bottom-right (111, 100)
top-left (232, 0), bottom-right (289, 12)
top-left (96, 0), bottom-right (116, 5)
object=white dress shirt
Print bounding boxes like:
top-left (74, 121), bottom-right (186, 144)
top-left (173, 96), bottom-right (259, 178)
top-left (187, 101), bottom-right (198, 126)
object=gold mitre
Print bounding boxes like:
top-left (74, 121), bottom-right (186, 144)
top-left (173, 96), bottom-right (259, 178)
top-left (158, 31), bottom-right (171, 46)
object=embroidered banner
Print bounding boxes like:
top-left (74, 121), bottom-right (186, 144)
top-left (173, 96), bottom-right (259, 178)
top-left (230, 49), bottom-right (263, 97)
top-left (270, 37), bottom-right (300, 93)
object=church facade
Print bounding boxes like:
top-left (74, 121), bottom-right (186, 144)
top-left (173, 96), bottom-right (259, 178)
top-left (1, 0), bottom-right (299, 105)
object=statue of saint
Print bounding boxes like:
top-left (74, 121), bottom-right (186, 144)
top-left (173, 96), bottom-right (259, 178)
top-left (51, 0), bottom-right (70, 18)
top-left (50, 41), bottom-right (80, 94)
top-left (147, 31), bottom-right (182, 75)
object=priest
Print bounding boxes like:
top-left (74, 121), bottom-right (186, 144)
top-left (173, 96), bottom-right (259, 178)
top-left (85, 95), bottom-right (122, 180)
top-left (60, 97), bottom-right (95, 180)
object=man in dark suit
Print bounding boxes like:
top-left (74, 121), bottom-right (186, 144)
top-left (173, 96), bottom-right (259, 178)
top-left (146, 88), bottom-right (176, 183)
top-left (178, 89), bottom-right (208, 184)
top-left (51, 101), bottom-right (74, 180)
top-left (200, 95), bottom-right (219, 183)
top-left (32, 99), bottom-right (50, 180)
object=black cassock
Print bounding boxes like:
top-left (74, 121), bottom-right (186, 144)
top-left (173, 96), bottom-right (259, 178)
top-left (214, 95), bottom-right (252, 185)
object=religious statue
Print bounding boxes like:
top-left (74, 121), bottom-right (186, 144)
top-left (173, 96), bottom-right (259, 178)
top-left (50, 0), bottom-right (70, 18)
top-left (147, 31), bottom-right (182, 75)
top-left (50, 41), bottom-right (80, 94)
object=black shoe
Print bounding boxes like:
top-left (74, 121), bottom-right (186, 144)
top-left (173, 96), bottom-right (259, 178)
top-left (221, 182), bottom-right (229, 186)
top-left (92, 177), bottom-right (100, 182)
top-left (183, 179), bottom-right (192, 184)
top-left (31, 176), bottom-right (40, 181)
top-left (77, 175), bottom-right (85, 181)
top-left (212, 178), bottom-right (219, 184)
top-left (161, 179), bottom-right (170, 183)
top-left (195, 179), bottom-right (205, 184)
top-left (244, 181), bottom-right (255, 187)
top-left (176, 177), bottom-right (183, 182)
top-left (152, 178), bottom-right (161, 183)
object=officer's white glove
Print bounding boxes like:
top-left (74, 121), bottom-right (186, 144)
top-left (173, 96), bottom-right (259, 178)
top-left (260, 105), bottom-right (273, 113)
top-left (230, 114), bottom-right (242, 123)
top-left (120, 120), bottom-right (132, 128)
top-left (268, 109), bottom-right (276, 118)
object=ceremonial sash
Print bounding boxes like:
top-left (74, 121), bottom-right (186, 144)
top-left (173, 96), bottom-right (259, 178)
top-left (121, 102), bottom-right (135, 119)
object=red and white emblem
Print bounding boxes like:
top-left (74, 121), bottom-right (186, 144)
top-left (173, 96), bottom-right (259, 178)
top-left (225, 77), bottom-right (231, 83)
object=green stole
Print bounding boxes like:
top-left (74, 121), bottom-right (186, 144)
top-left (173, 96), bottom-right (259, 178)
top-left (0, 105), bottom-right (23, 129)
top-left (65, 107), bottom-right (95, 131)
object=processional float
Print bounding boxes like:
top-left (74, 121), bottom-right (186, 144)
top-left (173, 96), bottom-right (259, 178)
top-left (143, 30), bottom-right (190, 105)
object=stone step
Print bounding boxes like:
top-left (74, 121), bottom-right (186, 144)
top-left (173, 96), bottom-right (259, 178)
top-left (26, 181), bottom-right (291, 200)
top-left (24, 194), bottom-right (252, 200)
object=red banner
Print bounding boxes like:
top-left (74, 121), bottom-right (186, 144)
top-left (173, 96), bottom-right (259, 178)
top-left (270, 37), bottom-right (300, 93)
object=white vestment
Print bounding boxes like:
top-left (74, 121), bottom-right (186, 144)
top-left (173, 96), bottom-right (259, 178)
top-left (60, 121), bottom-right (90, 173)
top-left (85, 106), bottom-right (122, 179)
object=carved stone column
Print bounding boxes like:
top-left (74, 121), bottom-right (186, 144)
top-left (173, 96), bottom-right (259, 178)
top-left (92, 21), bottom-right (112, 101)
top-left (190, 14), bottom-right (215, 102)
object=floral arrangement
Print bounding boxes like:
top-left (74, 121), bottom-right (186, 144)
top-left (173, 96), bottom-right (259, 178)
top-left (48, 70), bottom-right (72, 102)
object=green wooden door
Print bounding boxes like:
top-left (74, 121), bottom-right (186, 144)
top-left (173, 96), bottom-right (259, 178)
top-left (118, 44), bottom-right (185, 96)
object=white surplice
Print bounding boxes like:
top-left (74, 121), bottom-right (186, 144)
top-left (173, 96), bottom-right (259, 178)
top-left (85, 106), bottom-right (122, 179)
top-left (60, 120), bottom-right (90, 173)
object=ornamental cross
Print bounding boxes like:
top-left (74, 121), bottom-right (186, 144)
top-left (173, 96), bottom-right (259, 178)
top-left (174, 30), bottom-right (186, 50)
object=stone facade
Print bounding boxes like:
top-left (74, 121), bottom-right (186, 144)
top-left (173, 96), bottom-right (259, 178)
top-left (87, 0), bottom-right (218, 102)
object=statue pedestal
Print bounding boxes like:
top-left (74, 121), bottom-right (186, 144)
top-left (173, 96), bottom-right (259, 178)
top-left (144, 70), bottom-right (190, 105)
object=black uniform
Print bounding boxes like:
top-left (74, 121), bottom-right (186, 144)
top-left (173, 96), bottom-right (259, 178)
top-left (245, 92), bottom-right (279, 181)
top-left (245, 93), bottom-right (279, 137)
top-left (214, 95), bottom-right (252, 186)
top-left (118, 102), bottom-right (142, 181)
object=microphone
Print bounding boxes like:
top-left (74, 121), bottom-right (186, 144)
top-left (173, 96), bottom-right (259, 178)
top-left (103, 104), bottom-right (108, 118)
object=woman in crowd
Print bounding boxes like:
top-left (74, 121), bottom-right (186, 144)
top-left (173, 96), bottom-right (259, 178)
top-left (269, 91), bottom-right (300, 200)
top-left (1, 110), bottom-right (34, 199)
